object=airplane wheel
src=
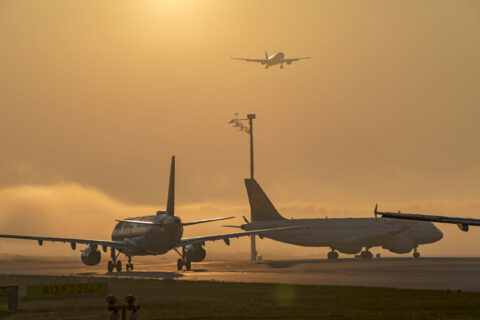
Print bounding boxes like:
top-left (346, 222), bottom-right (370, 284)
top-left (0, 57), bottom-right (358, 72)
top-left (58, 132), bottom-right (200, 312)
top-left (130, 264), bottom-right (134, 271)
top-left (177, 259), bottom-right (183, 271)
top-left (185, 259), bottom-right (191, 271)
top-left (327, 251), bottom-right (339, 260)
top-left (126, 264), bottom-right (130, 272)
top-left (413, 252), bottom-right (420, 259)
top-left (116, 260), bottom-right (122, 272)
top-left (107, 261), bottom-right (114, 273)
top-left (360, 251), bottom-right (373, 259)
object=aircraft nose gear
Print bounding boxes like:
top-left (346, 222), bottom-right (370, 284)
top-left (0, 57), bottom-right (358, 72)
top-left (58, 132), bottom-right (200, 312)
top-left (126, 256), bottom-right (134, 272)
top-left (360, 250), bottom-right (373, 259)
top-left (108, 248), bottom-right (122, 273)
top-left (175, 247), bottom-right (192, 271)
top-left (280, 64), bottom-right (283, 69)
top-left (327, 250), bottom-right (339, 260)
top-left (413, 247), bottom-right (420, 258)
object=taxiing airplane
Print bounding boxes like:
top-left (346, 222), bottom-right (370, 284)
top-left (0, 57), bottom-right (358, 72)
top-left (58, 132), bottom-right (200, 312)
top-left (0, 157), bottom-right (302, 272)
top-left (375, 205), bottom-right (480, 232)
top-left (224, 179), bottom-right (443, 259)
top-left (231, 50), bottom-right (311, 69)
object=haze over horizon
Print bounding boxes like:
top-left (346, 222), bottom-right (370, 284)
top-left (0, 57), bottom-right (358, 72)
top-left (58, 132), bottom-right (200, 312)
top-left (1, 0), bottom-right (479, 258)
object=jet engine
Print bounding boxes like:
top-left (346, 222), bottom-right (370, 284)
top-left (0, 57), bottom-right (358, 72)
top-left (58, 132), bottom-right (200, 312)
top-left (184, 244), bottom-right (206, 262)
top-left (382, 237), bottom-right (414, 254)
top-left (336, 246), bottom-right (362, 255)
top-left (80, 245), bottom-right (101, 266)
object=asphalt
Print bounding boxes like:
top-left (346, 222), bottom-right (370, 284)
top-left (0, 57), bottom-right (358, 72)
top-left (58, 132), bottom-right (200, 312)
top-left (1, 257), bottom-right (479, 291)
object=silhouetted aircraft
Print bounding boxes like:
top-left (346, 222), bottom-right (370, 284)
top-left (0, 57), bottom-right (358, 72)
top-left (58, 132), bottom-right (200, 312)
top-left (232, 50), bottom-right (311, 69)
top-left (224, 179), bottom-right (442, 259)
top-left (0, 157), bottom-right (302, 272)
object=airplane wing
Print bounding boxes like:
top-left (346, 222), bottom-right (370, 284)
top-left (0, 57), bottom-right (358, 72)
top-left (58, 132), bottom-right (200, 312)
top-left (176, 225), bottom-right (307, 247)
top-left (231, 57), bottom-right (268, 64)
top-left (117, 216), bottom-right (234, 227)
top-left (283, 57), bottom-right (311, 63)
top-left (0, 234), bottom-right (134, 251)
top-left (375, 205), bottom-right (480, 231)
top-left (116, 219), bottom-right (166, 226)
top-left (182, 216), bottom-right (234, 226)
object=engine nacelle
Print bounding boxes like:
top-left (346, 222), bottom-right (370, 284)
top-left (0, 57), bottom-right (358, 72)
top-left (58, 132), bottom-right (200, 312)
top-left (185, 244), bottom-right (206, 262)
top-left (80, 245), bottom-right (101, 266)
top-left (336, 246), bottom-right (362, 255)
top-left (382, 237), bottom-right (414, 254)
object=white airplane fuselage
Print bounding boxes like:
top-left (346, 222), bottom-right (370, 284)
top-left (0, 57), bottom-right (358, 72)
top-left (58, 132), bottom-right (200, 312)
top-left (243, 218), bottom-right (442, 254)
top-left (243, 178), bottom-right (443, 256)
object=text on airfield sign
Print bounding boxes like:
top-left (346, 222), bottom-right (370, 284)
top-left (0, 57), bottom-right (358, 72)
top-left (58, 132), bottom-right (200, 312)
top-left (27, 283), bottom-right (107, 297)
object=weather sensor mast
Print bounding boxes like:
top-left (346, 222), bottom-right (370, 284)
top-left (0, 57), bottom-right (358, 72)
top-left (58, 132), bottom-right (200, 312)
top-left (228, 113), bottom-right (258, 261)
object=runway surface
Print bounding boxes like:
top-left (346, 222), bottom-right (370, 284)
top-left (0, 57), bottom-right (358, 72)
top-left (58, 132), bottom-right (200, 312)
top-left (1, 257), bottom-right (479, 292)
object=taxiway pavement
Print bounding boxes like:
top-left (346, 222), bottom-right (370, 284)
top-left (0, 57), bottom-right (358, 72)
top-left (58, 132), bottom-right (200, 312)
top-left (1, 257), bottom-right (479, 291)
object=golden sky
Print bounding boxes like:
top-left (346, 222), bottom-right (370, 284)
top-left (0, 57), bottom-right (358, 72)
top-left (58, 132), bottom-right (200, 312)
top-left (0, 0), bottom-right (479, 258)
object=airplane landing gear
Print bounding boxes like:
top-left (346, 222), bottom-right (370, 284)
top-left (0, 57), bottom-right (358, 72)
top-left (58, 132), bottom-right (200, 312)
top-left (327, 250), bottom-right (339, 260)
top-left (175, 247), bottom-right (192, 271)
top-left (360, 250), bottom-right (373, 259)
top-left (265, 65), bottom-right (269, 69)
top-left (126, 256), bottom-right (134, 272)
top-left (108, 248), bottom-right (122, 273)
top-left (280, 64), bottom-right (283, 69)
top-left (177, 258), bottom-right (183, 271)
top-left (413, 247), bottom-right (420, 259)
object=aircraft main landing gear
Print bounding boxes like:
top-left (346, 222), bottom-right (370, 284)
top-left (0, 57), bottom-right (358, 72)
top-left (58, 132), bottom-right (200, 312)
top-left (413, 247), bottom-right (420, 259)
top-left (108, 248), bottom-right (122, 273)
top-left (175, 247), bottom-right (192, 271)
top-left (327, 250), bottom-right (339, 260)
top-left (126, 256), bottom-right (134, 272)
top-left (360, 250), bottom-right (373, 259)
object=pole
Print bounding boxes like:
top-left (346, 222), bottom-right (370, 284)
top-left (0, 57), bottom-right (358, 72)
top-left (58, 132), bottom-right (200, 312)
top-left (248, 115), bottom-right (254, 180)
top-left (247, 114), bottom-right (257, 261)
top-left (8, 286), bottom-right (18, 313)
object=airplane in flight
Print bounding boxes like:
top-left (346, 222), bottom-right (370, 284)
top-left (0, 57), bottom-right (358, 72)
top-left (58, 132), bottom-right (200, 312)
top-left (231, 50), bottom-right (311, 69)
top-left (224, 179), bottom-right (443, 259)
top-left (0, 157), bottom-right (302, 272)
top-left (374, 205), bottom-right (480, 232)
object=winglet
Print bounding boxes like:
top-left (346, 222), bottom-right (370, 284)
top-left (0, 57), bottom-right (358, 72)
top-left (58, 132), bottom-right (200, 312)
top-left (374, 204), bottom-right (378, 219)
top-left (242, 216), bottom-right (250, 224)
top-left (166, 156), bottom-right (175, 216)
top-left (265, 49), bottom-right (268, 59)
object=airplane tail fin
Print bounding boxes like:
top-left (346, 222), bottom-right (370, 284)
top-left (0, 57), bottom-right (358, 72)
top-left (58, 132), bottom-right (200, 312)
top-left (265, 50), bottom-right (268, 59)
top-left (166, 156), bottom-right (175, 216)
top-left (244, 179), bottom-right (286, 221)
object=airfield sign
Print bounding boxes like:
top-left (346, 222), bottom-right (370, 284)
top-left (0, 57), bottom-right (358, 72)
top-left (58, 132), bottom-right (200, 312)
top-left (27, 283), bottom-right (107, 298)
